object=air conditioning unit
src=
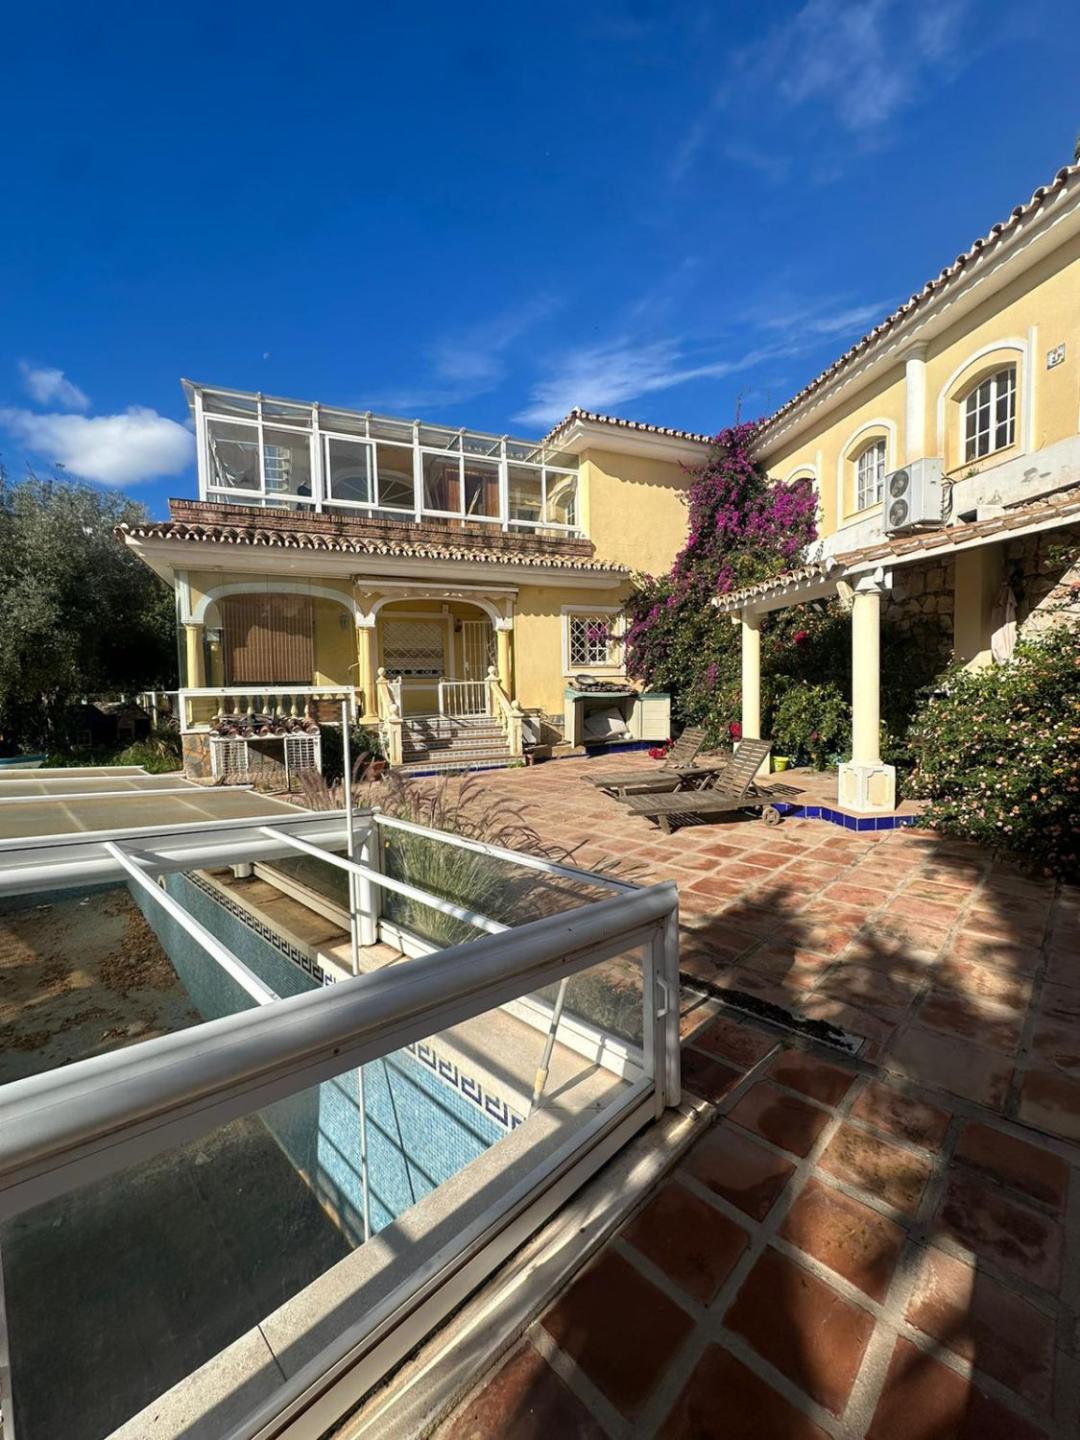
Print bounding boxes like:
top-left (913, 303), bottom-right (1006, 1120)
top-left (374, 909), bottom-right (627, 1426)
top-left (882, 458), bottom-right (944, 533)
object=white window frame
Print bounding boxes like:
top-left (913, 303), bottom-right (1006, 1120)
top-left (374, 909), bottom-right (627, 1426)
top-left (855, 439), bottom-right (886, 513)
top-left (963, 365), bottom-right (1016, 463)
top-left (562, 606), bottom-right (625, 675)
top-left (194, 387), bottom-right (583, 535)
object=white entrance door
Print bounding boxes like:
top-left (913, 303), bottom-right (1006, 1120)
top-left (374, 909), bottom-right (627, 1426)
top-left (461, 619), bottom-right (496, 681)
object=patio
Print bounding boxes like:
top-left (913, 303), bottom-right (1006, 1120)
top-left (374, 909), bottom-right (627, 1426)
top-left (402, 753), bottom-right (1080, 1438)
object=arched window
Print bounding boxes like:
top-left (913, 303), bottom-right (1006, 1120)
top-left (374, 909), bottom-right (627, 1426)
top-left (855, 439), bottom-right (886, 512)
top-left (963, 366), bottom-right (1015, 462)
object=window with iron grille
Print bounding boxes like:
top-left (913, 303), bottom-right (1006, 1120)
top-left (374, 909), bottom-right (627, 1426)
top-left (964, 366), bottom-right (1016, 461)
top-left (568, 613), bottom-right (620, 668)
top-left (381, 620), bottom-right (445, 677)
top-left (855, 440), bottom-right (886, 512)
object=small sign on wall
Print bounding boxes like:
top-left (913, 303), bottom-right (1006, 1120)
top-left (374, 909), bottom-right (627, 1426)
top-left (1047, 343), bottom-right (1066, 369)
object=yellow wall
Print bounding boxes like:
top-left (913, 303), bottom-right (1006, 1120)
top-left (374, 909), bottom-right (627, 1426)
top-left (760, 229), bottom-right (1080, 539)
top-left (513, 581), bottom-right (630, 716)
top-left (579, 447), bottom-right (693, 572)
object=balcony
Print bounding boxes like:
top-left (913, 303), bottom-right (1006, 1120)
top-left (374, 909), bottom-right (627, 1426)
top-left (186, 380), bottom-right (584, 540)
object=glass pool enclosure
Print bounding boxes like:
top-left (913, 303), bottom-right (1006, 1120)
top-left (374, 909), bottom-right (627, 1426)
top-left (0, 776), bottom-right (680, 1440)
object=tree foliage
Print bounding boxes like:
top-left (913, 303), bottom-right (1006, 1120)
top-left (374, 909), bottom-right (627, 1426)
top-left (0, 469), bottom-right (176, 750)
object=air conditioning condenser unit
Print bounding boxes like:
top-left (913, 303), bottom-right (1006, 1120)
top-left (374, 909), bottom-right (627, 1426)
top-left (882, 458), bottom-right (943, 533)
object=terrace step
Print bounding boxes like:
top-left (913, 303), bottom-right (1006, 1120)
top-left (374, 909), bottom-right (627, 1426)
top-left (398, 713), bottom-right (513, 772)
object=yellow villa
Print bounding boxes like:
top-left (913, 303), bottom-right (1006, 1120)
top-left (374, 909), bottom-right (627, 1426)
top-left (122, 161), bottom-right (1080, 809)
top-left (121, 392), bottom-right (711, 777)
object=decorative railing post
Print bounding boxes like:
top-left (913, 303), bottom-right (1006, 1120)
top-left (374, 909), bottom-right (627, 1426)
top-left (376, 667), bottom-right (404, 767)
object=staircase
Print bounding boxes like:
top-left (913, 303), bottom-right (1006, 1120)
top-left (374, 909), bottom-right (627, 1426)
top-left (398, 715), bottom-right (514, 775)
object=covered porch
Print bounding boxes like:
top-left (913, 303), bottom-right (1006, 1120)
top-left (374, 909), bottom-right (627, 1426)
top-left (713, 487), bottom-right (1080, 816)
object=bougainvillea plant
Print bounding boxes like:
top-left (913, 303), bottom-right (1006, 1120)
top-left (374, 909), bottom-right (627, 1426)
top-left (622, 422), bottom-right (819, 741)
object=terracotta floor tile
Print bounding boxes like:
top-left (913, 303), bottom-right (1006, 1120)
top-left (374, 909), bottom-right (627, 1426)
top-left (868, 1337), bottom-right (1047, 1440)
top-left (1018, 1067), bottom-right (1080, 1144)
top-left (1038, 980), bottom-right (1080, 1025)
top-left (692, 1013), bottom-right (778, 1071)
top-left (621, 1181), bottom-right (748, 1306)
top-left (885, 895), bottom-right (965, 930)
top-left (965, 905), bottom-right (1046, 943)
top-left (937, 1171), bottom-right (1063, 1292)
top-left (849, 1080), bottom-right (951, 1149)
top-left (680, 1048), bottom-right (743, 1103)
top-left (724, 1248), bottom-right (874, 1415)
top-left (822, 881), bottom-right (888, 908)
top-left (540, 1249), bottom-right (693, 1418)
top-left (905, 1247), bottom-right (1056, 1408)
top-left (914, 989), bottom-right (1025, 1053)
top-left (728, 1081), bottom-right (832, 1157)
top-left (954, 1121), bottom-right (1069, 1209)
top-left (658, 1344), bottom-right (830, 1440)
top-left (780, 1176), bottom-right (904, 1301)
top-left (769, 1049), bottom-right (855, 1106)
top-left (815, 963), bottom-right (922, 1012)
top-left (1031, 1017), bottom-right (1080, 1076)
top-left (819, 1121), bottom-right (932, 1214)
top-left (438, 1341), bottom-right (605, 1440)
top-left (887, 1027), bottom-right (1013, 1111)
top-left (935, 956), bottom-right (1033, 1011)
top-left (682, 1121), bottom-right (796, 1221)
top-left (947, 931), bottom-right (1042, 973)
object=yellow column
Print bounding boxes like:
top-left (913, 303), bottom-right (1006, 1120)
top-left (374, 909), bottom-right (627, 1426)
top-left (183, 623), bottom-right (206, 688)
top-left (496, 626), bottom-right (514, 699)
top-left (739, 609), bottom-right (761, 739)
top-left (357, 624), bottom-right (379, 722)
top-left (207, 633), bottom-right (224, 687)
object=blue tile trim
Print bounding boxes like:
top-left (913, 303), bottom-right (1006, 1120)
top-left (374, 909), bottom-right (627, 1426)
top-left (407, 1040), bottom-right (524, 1133)
top-left (774, 802), bottom-right (919, 832)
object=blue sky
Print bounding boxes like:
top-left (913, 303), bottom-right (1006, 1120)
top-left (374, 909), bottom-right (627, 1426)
top-left (1, 0), bottom-right (1078, 517)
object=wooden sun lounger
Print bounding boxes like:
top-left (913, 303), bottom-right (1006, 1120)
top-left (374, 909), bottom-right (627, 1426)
top-left (584, 725), bottom-right (709, 793)
top-left (620, 739), bottom-right (799, 832)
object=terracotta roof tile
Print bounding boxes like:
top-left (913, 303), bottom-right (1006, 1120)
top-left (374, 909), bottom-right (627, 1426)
top-left (541, 407), bottom-right (714, 448)
top-left (713, 485), bottom-right (1080, 611)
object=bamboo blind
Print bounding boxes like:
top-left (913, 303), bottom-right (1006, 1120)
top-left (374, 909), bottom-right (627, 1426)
top-left (221, 595), bottom-right (315, 685)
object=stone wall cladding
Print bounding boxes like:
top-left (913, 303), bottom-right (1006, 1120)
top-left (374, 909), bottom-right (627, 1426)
top-left (182, 732), bottom-right (211, 779)
top-left (1006, 523), bottom-right (1080, 636)
top-left (883, 556), bottom-right (955, 655)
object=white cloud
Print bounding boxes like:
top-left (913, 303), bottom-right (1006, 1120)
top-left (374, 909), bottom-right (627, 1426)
top-left (514, 293), bottom-right (892, 428)
top-left (18, 362), bottom-right (90, 412)
top-left (0, 406), bottom-right (194, 486)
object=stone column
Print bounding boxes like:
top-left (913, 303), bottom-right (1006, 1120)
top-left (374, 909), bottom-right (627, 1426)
top-left (183, 623), bottom-right (206, 688)
top-left (357, 621), bottom-right (379, 722)
top-left (740, 609), bottom-right (761, 740)
top-left (496, 624), bottom-right (514, 699)
top-left (838, 572), bottom-right (896, 812)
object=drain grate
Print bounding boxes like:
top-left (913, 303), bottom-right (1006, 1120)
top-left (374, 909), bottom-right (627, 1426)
top-left (681, 976), bottom-right (866, 1056)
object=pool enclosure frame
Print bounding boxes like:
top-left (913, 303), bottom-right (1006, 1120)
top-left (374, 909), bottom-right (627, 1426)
top-left (0, 802), bottom-right (680, 1440)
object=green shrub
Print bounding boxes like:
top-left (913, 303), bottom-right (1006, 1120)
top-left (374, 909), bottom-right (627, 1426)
top-left (908, 626), bottom-right (1080, 878)
top-left (770, 681), bottom-right (850, 769)
top-left (114, 732), bottom-right (183, 773)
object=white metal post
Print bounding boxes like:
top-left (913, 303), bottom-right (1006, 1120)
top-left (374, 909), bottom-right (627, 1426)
top-left (356, 814), bottom-right (381, 949)
top-left (340, 702), bottom-right (371, 1243)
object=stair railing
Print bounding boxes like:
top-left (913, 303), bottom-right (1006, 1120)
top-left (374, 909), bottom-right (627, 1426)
top-left (375, 667), bottom-right (404, 767)
top-left (485, 666), bottom-right (524, 759)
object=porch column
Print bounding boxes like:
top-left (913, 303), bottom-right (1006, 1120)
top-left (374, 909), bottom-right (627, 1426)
top-left (838, 571), bottom-right (896, 813)
top-left (183, 622), bottom-right (206, 688)
top-left (495, 622), bottom-right (514, 699)
top-left (356, 620), bottom-right (379, 723)
top-left (739, 608), bottom-right (761, 739)
top-left (902, 343), bottom-right (928, 463)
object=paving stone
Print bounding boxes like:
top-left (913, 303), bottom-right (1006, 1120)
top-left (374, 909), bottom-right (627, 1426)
top-left (954, 1122), bottom-right (1069, 1209)
top-left (935, 955), bottom-right (1033, 1010)
top-left (1031, 1018), bottom-right (1080, 1076)
top-left (724, 1248), bottom-right (875, 1415)
top-left (816, 963), bottom-right (922, 1012)
top-left (438, 1340), bottom-right (605, 1440)
top-left (539, 1249), bottom-right (694, 1418)
top-left (780, 1177), bottom-right (904, 1301)
top-left (819, 1122), bottom-right (932, 1214)
top-left (868, 1336), bottom-right (1048, 1440)
top-left (680, 1048), bottom-right (743, 1103)
top-left (905, 1247), bottom-right (1056, 1408)
top-left (849, 1079), bottom-right (951, 1149)
top-left (769, 1049), bottom-right (855, 1106)
top-left (681, 1121), bottom-right (796, 1221)
top-left (1017, 1067), bottom-right (1080, 1143)
top-left (621, 1181), bottom-right (749, 1306)
top-left (937, 1171), bottom-right (1063, 1292)
top-left (691, 1013), bottom-right (777, 1071)
top-left (887, 1027), bottom-right (1013, 1111)
top-left (948, 931), bottom-right (1042, 973)
top-left (915, 990), bottom-right (1025, 1052)
top-left (1038, 981), bottom-right (1080, 1025)
top-left (728, 1081), bottom-right (832, 1158)
top-left (823, 882), bottom-right (889, 908)
top-left (658, 1343), bottom-right (830, 1439)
